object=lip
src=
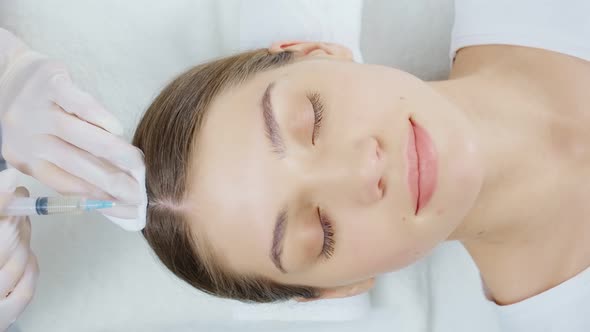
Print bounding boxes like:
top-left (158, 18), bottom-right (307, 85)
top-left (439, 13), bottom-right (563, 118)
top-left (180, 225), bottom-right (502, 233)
top-left (406, 118), bottom-right (438, 215)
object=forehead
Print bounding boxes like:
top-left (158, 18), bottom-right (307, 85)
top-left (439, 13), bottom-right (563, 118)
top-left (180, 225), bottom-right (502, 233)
top-left (185, 66), bottom-right (283, 275)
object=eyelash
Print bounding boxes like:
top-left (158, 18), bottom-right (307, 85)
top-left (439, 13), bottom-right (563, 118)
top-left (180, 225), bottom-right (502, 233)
top-left (306, 91), bottom-right (324, 145)
top-left (317, 208), bottom-right (335, 259)
top-left (307, 92), bottom-right (333, 259)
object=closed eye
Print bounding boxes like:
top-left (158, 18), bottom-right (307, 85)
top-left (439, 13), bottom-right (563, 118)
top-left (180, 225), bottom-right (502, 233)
top-left (306, 91), bottom-right (324, 145)
top-left (318, 207), bottom-right (335, 259)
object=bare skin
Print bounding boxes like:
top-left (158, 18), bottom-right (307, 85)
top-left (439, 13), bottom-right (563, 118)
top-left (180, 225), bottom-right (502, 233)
top-left (186, 41), bottom-right (590, 304)
top-left (440, 45), bottom-right (590, 304)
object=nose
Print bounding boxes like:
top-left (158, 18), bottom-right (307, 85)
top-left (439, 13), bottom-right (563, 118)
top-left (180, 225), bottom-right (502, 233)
top-left (300, 137), bottom-right (386, 206)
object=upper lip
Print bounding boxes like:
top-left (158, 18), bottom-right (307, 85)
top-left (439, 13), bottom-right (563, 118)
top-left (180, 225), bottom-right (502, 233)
top-left (409, 117), bottom-right (437, 214)
top-left (408, 118), bottom-right (420, 214)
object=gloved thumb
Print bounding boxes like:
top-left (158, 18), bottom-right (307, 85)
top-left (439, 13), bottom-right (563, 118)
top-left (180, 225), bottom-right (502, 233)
top-left (0, 169), bottom-right (21, 194)
top-left (0, 170), bottom-right (29, 212)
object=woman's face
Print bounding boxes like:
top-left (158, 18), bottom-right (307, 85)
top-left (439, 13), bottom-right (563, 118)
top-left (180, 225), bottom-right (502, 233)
top-left (187, 48), bottom-right (483, 293)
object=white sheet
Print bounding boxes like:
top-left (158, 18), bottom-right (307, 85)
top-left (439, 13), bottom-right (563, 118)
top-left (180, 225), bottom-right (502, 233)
top-left (0, 0), bottom-right (499, 331)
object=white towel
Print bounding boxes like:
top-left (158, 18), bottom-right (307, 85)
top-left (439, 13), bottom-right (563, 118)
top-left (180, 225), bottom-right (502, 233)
top-left (238, 0), bottom-right (364, 63)
top-left (231, 294), bottom-right (371, 321)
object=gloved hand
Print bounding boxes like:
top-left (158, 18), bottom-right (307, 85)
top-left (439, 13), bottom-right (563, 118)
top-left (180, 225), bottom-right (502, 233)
top-left (0, 169), bottom-right (39, 332)
top-left (0, 29), bottom-right (146, 230)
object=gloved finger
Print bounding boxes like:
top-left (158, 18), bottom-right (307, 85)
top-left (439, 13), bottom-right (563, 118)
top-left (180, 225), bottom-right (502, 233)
top-left (50, 108), bottom-right (144, 176)
top-left (0, 219), bottom-right (19, 271)
top-left (16, 217), bottom-right (31, 248)
top-left (28, 160), bottom-right (112, 200)
top-left (6, 190), bottom-right (32, 250)
top-left (0, 169), bottom-right (22, 194)
top-left (34, 134), bottom-right (139, 203)
top-left (0, 187), bottom-right (29, 222)
top-left (51, 75), bottom-right (124, 136)
top-left (0, 237), bottom-right (28, 298)
top-left (0, 171), bottom-right (29, 213)
top-left (0, 253), bottom-right (38, 322)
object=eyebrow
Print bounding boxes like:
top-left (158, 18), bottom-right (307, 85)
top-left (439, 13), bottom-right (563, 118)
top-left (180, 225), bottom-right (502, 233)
top-left (261, 81), bottom-right (286, 156)
top-left (261, 82), bottom-right (290, 273)
top-left (270, 208), bottom-right (288, 273)
top-left (262, 82), bottom-right (289, 273)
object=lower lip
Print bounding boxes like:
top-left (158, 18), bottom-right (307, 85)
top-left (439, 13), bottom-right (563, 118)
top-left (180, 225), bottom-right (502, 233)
top-left (406, 118), bottom-right (438, 215)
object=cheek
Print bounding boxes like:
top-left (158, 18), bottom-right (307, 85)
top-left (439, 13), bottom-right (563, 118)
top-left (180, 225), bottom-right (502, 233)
top-left (335, 210), bottom-right (444, 276)
top-left (321, 84), bottom-right (398, 141)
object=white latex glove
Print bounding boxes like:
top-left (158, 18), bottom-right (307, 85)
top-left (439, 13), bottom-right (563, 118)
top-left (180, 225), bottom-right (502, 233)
top-left (0, 29), bottom-right (146, 231)
top-left (0, 170), bottom-right (39, 332)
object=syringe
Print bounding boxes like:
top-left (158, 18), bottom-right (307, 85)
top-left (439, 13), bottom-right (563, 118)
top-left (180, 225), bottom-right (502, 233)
top-left (1, 196), bottom-right (128, 217)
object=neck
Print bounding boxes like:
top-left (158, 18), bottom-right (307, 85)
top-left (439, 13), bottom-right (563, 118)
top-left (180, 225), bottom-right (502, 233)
top-left (427, 73), bottom-right (590, 304)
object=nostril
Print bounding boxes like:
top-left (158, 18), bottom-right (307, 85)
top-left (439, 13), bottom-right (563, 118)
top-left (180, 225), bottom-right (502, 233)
top-left (378, 177), bottom-right (386, 197)
top-left (375, 138), bottom-right (383, 161)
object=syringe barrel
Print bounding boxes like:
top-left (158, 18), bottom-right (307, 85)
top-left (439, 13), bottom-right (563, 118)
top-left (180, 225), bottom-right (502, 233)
top-left (2, 197), bottom-right (84, 216)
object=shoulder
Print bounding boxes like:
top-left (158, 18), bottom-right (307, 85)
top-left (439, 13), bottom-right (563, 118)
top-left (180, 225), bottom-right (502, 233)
top-left (451, 45), bottom-right (590, 107)
top-left (489, 266), bottom-right (590, 331)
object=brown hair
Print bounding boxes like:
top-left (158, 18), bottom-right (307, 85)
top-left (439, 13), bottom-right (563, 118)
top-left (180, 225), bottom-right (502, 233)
top-left (132, 49), bottom-right (320, 303)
